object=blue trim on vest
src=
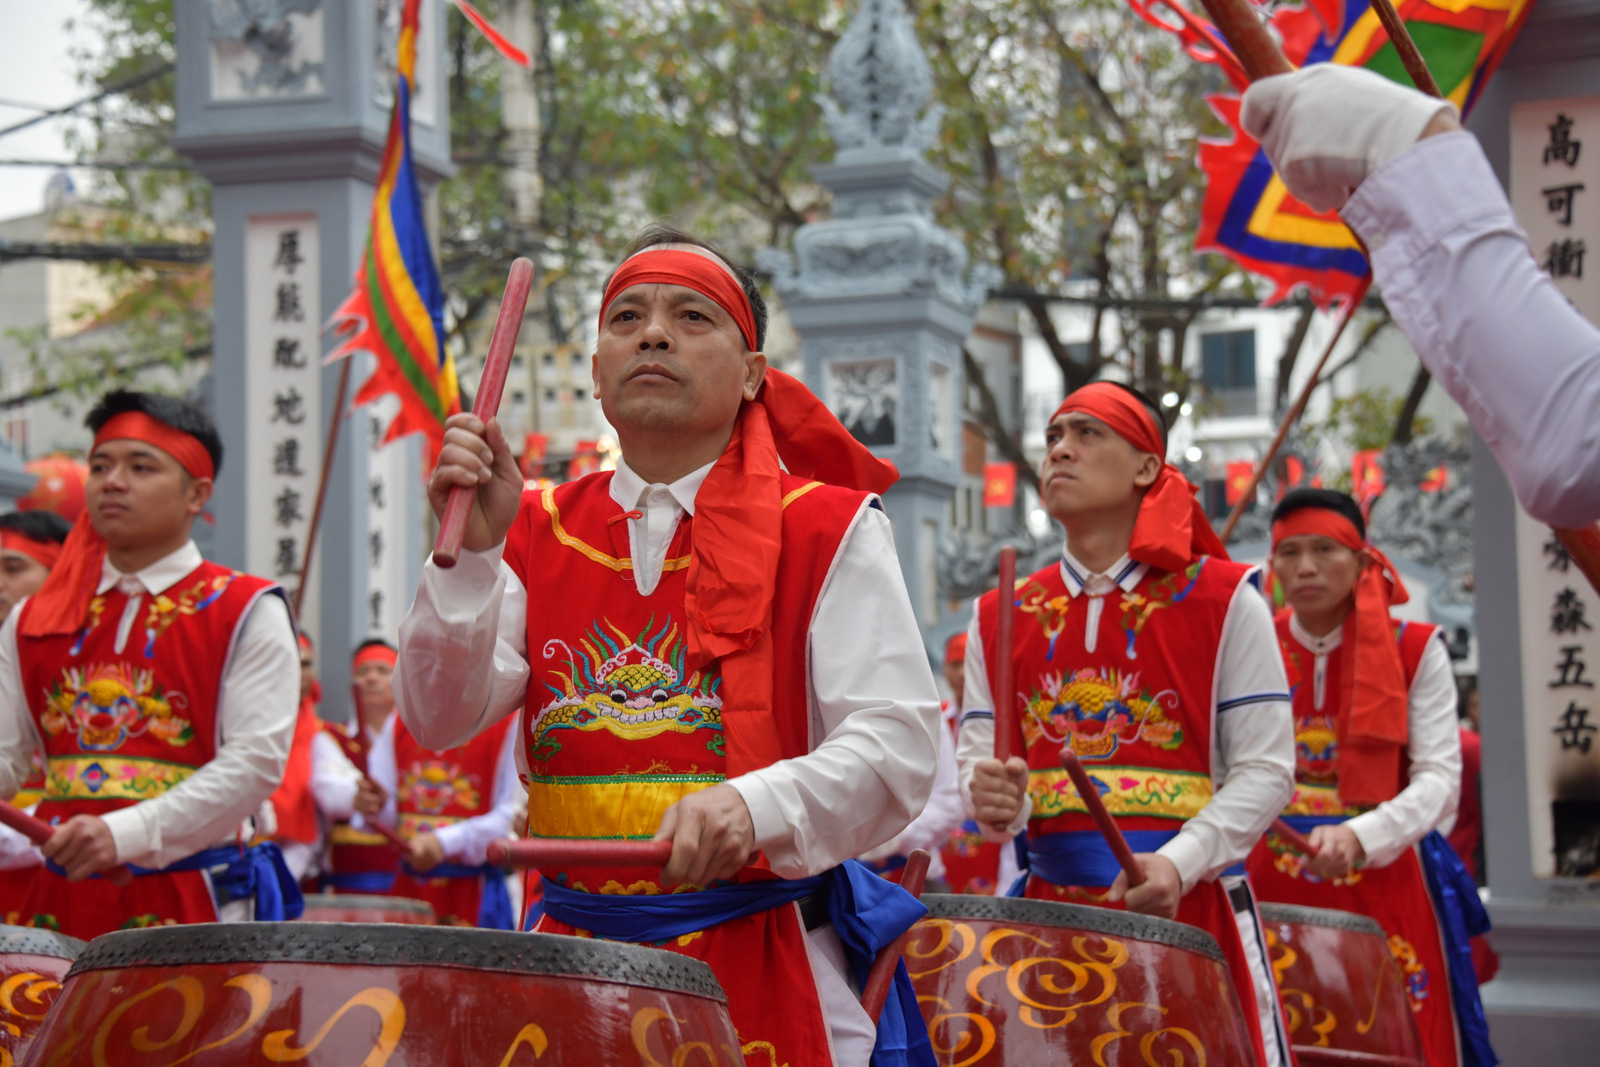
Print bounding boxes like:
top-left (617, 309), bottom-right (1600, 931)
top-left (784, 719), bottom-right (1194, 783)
top-left (49, 842), bottom-right (304, 921)
top-left (541, 861), bottom-right (935, 1067)
top-left (1418, 831), bottom-right (1498, 1067)
top-left (403, 861), bottom-right (515, 930)
top-left (1006, 830), bottom-right (1242, 897)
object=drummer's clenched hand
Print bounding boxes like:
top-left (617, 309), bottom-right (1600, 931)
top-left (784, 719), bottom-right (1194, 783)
top-left (1108, 854), bottom-right (1182, 920)
top-left (42, 815), bottom-right (118, 881)
top-left (970, 757), bottom-right (1028, 833)
top-left (354, 777), bottom-right (387, 817)
top-left (1304, 824), bottom-right (1365, 881)
top-left (407, 831), bottom-right (446, 873)
top-left (655, 784), bottom-right (756, 889)
top-left (426, 413), bottom-right (524, 553)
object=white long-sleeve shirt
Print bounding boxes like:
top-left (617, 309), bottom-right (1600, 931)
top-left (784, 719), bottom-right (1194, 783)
top-left (955, 547), bottom-right (1296, 892)
top-left (862, 702), bottom-right (968, 882)
top-left (1284, 614), bottom-right (1461, 869)
top-left (395, 459), bottom-right (943, 880)
top-left (309, 731), bottom-right (363, 823)
top-left (1344, 130), bottom-right (1600, 528)
top-left (0, 541), bottom-right (300, 868)
top-left (368, 711), bottom-right (521, 867)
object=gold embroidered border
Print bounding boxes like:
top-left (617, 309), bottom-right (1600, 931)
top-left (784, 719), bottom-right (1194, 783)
top-left (45, 755), bottom-right (196, 802)
top-left (1282, 783), bottom-right (1366, 818)
top-left (1028, 765), bottom-right (1213, 822)
top-left (781, 481), bottom-right (823, 509)
top-left (541, 486), bottom-right (690, 573)
top-left (329, 824), bottom-right (393, 847)
top-left (525, 772), bottom-right (724, 840)
top-left (399, 812), bottom-right (465, 836)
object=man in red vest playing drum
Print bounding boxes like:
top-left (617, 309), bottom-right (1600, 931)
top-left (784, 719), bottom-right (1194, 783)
top-left (321, 640), bottom-right (405, 893)
top-left (0, 390), bottom-right (302, 939)
top-left (397, 224), bottom-right (940, 1066)
top-left (956, 381), bottom-right (1296, 1067)
top-left (1247, 488), bottom-right (1493, 1067)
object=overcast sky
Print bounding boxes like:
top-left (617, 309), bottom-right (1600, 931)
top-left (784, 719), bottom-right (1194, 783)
top-left (0, 2), bottom-right (94, 224)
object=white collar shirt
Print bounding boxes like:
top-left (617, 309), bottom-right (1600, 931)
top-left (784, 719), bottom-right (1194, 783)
top-left (1058, 545), bottom-right (1149, 655)
top-left (608, 458), bottom-right (714, 596)
top-left (97, 541), bottom-right (205, 655)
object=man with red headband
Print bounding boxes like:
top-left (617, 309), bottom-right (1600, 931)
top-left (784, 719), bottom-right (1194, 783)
top-left (0, 390), bottom-right (302, 938)
top-left (0, 511), bottom-right (71, 624)
top-left (956, 380), bottom-right (1296, 1067)
top-left (321, 639), bottom-right (403, 893)
top-left (1247, 488), bottom-right (1492, 1067)
top-left (397, 224), bottom-right (939, 1065)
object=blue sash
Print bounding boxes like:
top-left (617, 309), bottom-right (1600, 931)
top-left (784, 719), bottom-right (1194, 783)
top-left (404, 861), bottom-right (516, 931)
top-left (321, 870), bottom-right (398, 893)
top-left (52, 841), bottom-right (304, 921)
top-left (1418, 831), bottom-right (1497, 1067)
top-left (541, 860), bottom-right (935, 1067)
top-left (1007, 830), bottom-right (1242, 897)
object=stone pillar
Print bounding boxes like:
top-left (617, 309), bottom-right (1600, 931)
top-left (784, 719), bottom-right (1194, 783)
top-left (171, 0), bottom-right (448, 710)
top-left (760, 0), bottom-right (995, 641)
top-left (1464, 0), bottom-right (1600, 1058)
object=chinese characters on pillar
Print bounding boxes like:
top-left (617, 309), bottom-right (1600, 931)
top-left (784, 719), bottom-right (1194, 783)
top-left (245, 216), bottom-right (321, 623)
top-left (364, 391), bottom-right (410, 639)
top-left (1514, 100), bottom-right (1598, 316)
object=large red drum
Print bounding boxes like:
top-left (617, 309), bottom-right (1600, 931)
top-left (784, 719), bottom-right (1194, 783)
top-left (23, 923), bottom-right (742, 1065)
top-left (296, 893), bottom-right (436, 925)
top-left (905, 893), bottom-right (1256, 1065)
top-left (1258, 902), bottom-right (1426, 1067)
top-left (0, 925), bottom-right (83, 1061)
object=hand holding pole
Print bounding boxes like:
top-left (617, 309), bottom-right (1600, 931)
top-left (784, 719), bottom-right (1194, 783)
top-left (860, 848), bottom-right (932, 1023)
top-left (0, 799), bottom-right (133, 886)
top-left (1059, 746), bottom-right (1146, 888)
top-left (1271, 817), bottom-right (1321, 858)
top-left (432, 257), bottom-right (536, 568)
top-left (993, 546), bottom-right (1019, 763)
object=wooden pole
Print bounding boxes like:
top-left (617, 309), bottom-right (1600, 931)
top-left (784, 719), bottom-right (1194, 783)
top-left (487, 838), bottom-right (673, 869)
top-left (292, 354), bottom-right (353, 620)
top-left (0, 797), bottom-right (132, 885)
top-left (1367, 0), bottom-right (1444, 98)
top-left (860, 848), bottom-right (932, 1023)
top-left (993, 546), bottom-right (1019, 762)
top-left (1059, 747), bottom-right (1146, 887)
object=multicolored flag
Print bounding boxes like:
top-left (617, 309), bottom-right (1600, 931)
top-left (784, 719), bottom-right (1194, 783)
top-left (326, 0), bottom-right (460, 462)
top-left (1131, 0), bottom-right (1534, 306)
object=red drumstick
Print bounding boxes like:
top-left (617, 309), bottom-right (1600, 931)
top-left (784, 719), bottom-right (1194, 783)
top-left (363, 818), bottom-right (409, 852)
top-left (0, 798), bottom-right (133, 886)
top-left (432, 257), bottom-right (537, 569)
top-left (1192, 0), bottom-right (1293, 80)
top-left (487, 838), bottom-right (674, 869)
top-left (860, 848), bottom-right (931, 1023)
top-left (1271, 818), bottom-right (1321, 858)
top-left (1059, 746), bottom-right (1146, 889)
top-left (993, 545), bottom-right (1018, 763)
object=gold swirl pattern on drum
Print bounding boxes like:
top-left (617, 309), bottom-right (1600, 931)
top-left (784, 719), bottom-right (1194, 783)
top-left (260, 988), bottom-right (405, 1067)
top-left (630, 1007), bottom-right (736, 1066)
top-left (1264, 929), bottom-right (1296, 987)
top-left (1355, 957), bottom-right (1399, 1036)
top-left (964, 928), bottom-right (1127, 1029)
top-left (89, 974), bottom-right (271, 1067)
top-left (495, 1023), bottom-right (549, 1064)
top-left (916, 993), bottom-right (997, 1067)
top-left (905, 919), bottom-right (978, 982)
top-left (1089, 1001), bottom-right (1206, 1067)
top-left (1278, 989), bottom-right (1338, 1047)
top-left (738, 1039), bottom-right (791, 1067)
top-left (0, 971), bottom-right (62, 1023)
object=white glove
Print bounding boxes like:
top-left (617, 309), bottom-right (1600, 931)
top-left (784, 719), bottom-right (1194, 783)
top-left (1241, 65), bottom-right (1457, 213)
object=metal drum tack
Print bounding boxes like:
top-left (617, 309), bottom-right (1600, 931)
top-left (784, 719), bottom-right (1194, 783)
top-left (23, 923), bottom-right (741, 1065)
top-left (0, 925), bottom-right (83, 1061)
top-left (905, 894), bottom-right (1256, 1065)
top-left (1258, 902), bottom-right (1426, 1067)
top-left (296, 892), bottom-right (436, 926)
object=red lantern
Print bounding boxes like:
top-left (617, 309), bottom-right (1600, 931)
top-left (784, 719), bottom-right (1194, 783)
top-left (17, 454), bottom-right (88, 521)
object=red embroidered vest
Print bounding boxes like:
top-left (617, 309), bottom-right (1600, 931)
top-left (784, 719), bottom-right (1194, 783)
top-left (322, 717), bottom-right (400, 877)
top-left (979, 557), bottom-right (1257, 837)
top-left (504, 472), bottom-right (868, 893)
top-left (15, 561), bottom-right (278, 827)
top-left (392, 715), bottom-right (514, 838)
top-left (1276, 612), bottom-right (1439, 818)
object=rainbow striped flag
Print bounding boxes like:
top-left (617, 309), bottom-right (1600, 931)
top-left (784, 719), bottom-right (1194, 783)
top-left (326, 0), bottom-right (460, 458)
top-left (1131, 0), bottom-right (1534, 307)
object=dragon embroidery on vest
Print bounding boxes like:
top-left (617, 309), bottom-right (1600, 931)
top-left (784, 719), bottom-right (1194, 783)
top-left (530, 618), bottom-right (723, 762)
top-left (1017, 577), bottom-right (1071, 658)
top-left (1023, 666), bottom-right (1184, 762)
top-left (401, 760), bottom-right (482, 815)
top-left (141, 572), bottom-right (238, 656)
top-left (40, 664), bottom-right (193, 752)
top-left (1117, 558), bottom-right (1206, 659)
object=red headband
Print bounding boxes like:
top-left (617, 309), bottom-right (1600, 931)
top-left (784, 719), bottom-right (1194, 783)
top-left (93, 412), bottom-right (215, 481)
top-left (353, 644), bottom-right (398, 669)
top-left (0, 531), bottom-right (62, 569)
top-left (600, 249), bottom-right (759, 351)
top-left (1051, 382), bottom-right (1227, 573)
top-left (944, 632), bottom-right (968, 666)
top-left (1271, 509), bottom-right (1363, 552)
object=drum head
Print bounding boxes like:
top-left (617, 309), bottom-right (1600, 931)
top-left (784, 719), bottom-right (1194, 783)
top-left (1257, 901), bottom-right (1386, 939)
top-left (922, 892), bottom-right (1225, 961)
top-left (0, 924), bottom-right (85, 961)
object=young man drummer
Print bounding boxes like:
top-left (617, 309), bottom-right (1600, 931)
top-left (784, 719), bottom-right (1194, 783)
top-left (0, 390), bottom-right (302, 939)
top-left (956, 381), bottom-right (1296, 1066)
top-left (397, 225), bottom-right (940, 1065)
top-left (1247, 488), bottom-right (1489, 1067)
top-left (321, 640), bottom-right (403, 893)
top-left (0, 510), bottom-right (71, 623)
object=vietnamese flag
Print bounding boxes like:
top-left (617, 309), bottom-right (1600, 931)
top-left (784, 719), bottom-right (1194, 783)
top-left (1226, 461), bottom-right (1256, 505)
top-left (983, 462), bottom-right (1017, 508)
top-left (1352, 450), bottom-right (1386, 508)
top-left (1420, 465), bottom-right (1449, 492)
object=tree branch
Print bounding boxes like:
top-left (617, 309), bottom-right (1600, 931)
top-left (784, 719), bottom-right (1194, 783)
top-left (962, 346), bottom-right (1039, 493)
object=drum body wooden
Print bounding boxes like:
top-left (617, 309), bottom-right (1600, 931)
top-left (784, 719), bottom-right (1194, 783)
top-left (906, 894), bottom-right (1256, 1065)
top-left (0, 925), bottom-right (83, 1060)
top-left (24, 924), bottom-right (741, 1065)
top-left (296, 892), bottom-right (435, 925)
top-left (1258, 902), bottom-right (1426, 1066)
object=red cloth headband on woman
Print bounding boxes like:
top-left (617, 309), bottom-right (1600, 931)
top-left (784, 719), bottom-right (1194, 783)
top-left (94, 412), bottom-right (215, 481)
top-left (1052, 382), bottom-right (1227, 573)
top-left (599, 248), bottom-right (759, 351)
top-left (0, 531), bottom-right (62, 569)
top-left (352, 644), bottom-right (398, 669)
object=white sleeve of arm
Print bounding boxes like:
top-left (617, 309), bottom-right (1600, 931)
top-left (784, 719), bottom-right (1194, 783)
top-left (873, 714), bottom-right (968, 858)
top-left (954, 602), bottom-right (1031, 839)
top-left (725, 505), bottom-right (942, 879)
top-left (102, 594), bottom-right (300, 868)
top-left (433, 723), bottom-right (521, 865)
top-left (1343, 131), bottom-right (1600, 528)
top-left (366, 716), bottom-right (398, 830)
top-left (1347, 637), bottom-right (1462, 868)
top-left (0, 611), bottom-right (41, 800)
top-left (309, 730), bottom-right (361, 823)
top-left (1159, 581), bottom-right (1295, 890)
top-left (396, 544), bottom-right (531, 750)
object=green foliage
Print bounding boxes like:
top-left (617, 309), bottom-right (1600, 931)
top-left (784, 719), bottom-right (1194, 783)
top-left (1305, 386), bottom-right (1433, 455)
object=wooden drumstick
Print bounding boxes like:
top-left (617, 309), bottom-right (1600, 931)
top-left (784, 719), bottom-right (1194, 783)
top-left (1193, 0), bottom-right (1293, 80)
top-left (860, 848), bottom-right (931, 1023)
top-left (364, 819), bottom-right (409, 852)
top-left (1059, 747), bottom-right (1147, 889)
top-left (0, 798), bottom-right (133, 886)
top-left (1271, 818), bottom-right (1321, 858)
top-left (993, 545), bottom-right (1019, 763)
top-left (487, 838), bottom-right (674, 869)
top-left (432, 256), bottom-right (537, 569)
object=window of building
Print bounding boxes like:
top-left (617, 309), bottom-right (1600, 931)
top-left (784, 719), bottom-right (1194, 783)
top-left (542, 352), bottom-right (555, 368)
top-left (1200, 331), bottom-right (1257, 416)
